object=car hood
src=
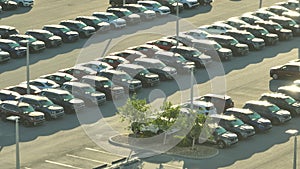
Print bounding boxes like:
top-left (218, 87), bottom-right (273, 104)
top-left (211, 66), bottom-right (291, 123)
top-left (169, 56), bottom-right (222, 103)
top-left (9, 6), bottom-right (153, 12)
top-left (275, 110), bottom-right (291, 116)
top-left (158, 6), bottom-right (170, 11)
top-left (144, 10), bottom-right (156, 15)
top-left (280, 28), bottom-right (293, 33)
top-left (252, 38), bottom-right (265, 43)
top-left (128, 14), bottom-right (141, 19)
top-left (69, 98), bottom-right (85, 104)
top-left (66, 31), bottom-right (79, 36)
top-left (256, 118), bottom-right (271, 124)
top-left (238, 124), bottom-right (254, 131)
top-left (15, 46), bottom-right (27, 51)
top-left (162, 66), bottom-right (177, 73)
top-left (29, 111), bottom-right (44, 117)
top-left (218, 47), bottom-right (232, 53)
top-left (47, 105), bottom-right (64, 111)
top-left (97, 22), bottom-right (110, 27)
top-left (91, 92), bottom-right (105, 97)
top-left (235, 43), bottom-right (248, 48)
top-left (292, 102), bottom-right (300, 107)
top-left (283, 11), bottom-right (300, 17)
top-left (115, 18), bottom-right (126, 24)
top-left (83, 26), bottom-right (96, 31)
top-left (0, 51), bottom-right (9, 55)
top-left (266, 33), bottom-right (278, 38)
top-left (49, 36), bottom-right (62, 41)
top-left (199, 53), bottom-right (212, 60)
top-left (128, 79), bottom-right (142, 84)
top-left (31, 40), bottom-right (45, 46)
top-left (145, 73), bottom-right (159, 79)
top-left (172, 2), bottom-right (183, 7)
top-left (221, 131), bottom-right (237, 138)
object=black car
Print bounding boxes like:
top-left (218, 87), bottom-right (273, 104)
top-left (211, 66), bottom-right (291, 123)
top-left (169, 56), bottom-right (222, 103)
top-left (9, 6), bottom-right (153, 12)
top-left (152, 50), bottom-right (195, 74)
top-left (19, 95), bottom-right (65, 120)
top-left (0, 0), bottom-right (17, 11)
top-left (75, 16), bottom-right (111, 32)
top-left (5, 84), bottom-right (41, 95)
top-left (239, 25), bottom-right (279, 46)
top-left (243, 100), bottom-right (292, 125)
top-left (61, 82), bottom-right (106, 105)
top-left (0, 89), bottom-right (20, 101)
top-left (0, 100), bottom-right (45, 126)
top-left (40, 88), bottom-right (85, 114)
top-left (59, 20), bottom-right (96, 38)
top-left (224, 30), bottom-right (265, 51)
top-left (42, 25), bottom-right (80, 43)
top-left (239, 12), bottom-right (264, 25)
top-left (260, 93), bottom-right (300, 117)
top-left (98, 69), bottom-right (142, 93)
top-left (0, 39), bottom-right (26, 58)
top-left (224, 108), bottom-right (272, 132)
top-left (40, 72), bottom-right (78, 86)
top-left (133, 57), bottom-right (177, 80)
top-left (252, 9), bottom-right (279, 20)
top-left (80, 75), bottom-right (125, 100)
top-left (25, 29), bottom-right (62, 48)
top-left (270, 62), bottom-right (300, 80)
top-left (209, 114), bottom-right (255, 140)
top-left (207, 34), bottom-right (249, 56)
top-left (266, 5), bottom-right (300, 23)
top-left (255, 20), bottom-right (293, 41)
top-left (0, 25), bottom-right (19, 38)
top-left (107, 8), bottom-right (141, 25)
top-left (270, 16), bottom-right (300, 36)
top-left (169, 46), bottom-right (212, 68)
top-left (8, 34), bottom-right (46, 53)
top-left (117, 63), bottom-right (160, 87)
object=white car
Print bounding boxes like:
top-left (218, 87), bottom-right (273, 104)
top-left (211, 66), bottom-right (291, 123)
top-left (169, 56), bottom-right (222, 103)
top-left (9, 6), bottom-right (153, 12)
top-left (198, 23), bottom-right (237, 35)
top-left (79, 61), bottom-right (113, 73)
top-left (137, 1), bottom-right (171, 16)
top-left (12, 0), bottom-right (34, 6)
top-left (178, 0), bottom-right (199, 9)
top-left (182, 29), bottom-right (210, 40)
top-left (20, 78), bottom-right (60, 89)
top-left (181, 101), bottom-right (217, 115)
top-left (92, 12), bottom-right (127, 29)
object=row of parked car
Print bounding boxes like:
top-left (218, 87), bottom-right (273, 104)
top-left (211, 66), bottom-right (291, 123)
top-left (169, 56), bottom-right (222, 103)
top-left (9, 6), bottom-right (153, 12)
top-left (0, 0), bottom-right (33, 12)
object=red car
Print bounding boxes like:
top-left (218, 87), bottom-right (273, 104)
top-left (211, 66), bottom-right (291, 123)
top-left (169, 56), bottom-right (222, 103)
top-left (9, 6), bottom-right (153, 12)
top-left (146, 38), bottom-right (183, 51)
top-left (97, 55), bottom-right (129, 69)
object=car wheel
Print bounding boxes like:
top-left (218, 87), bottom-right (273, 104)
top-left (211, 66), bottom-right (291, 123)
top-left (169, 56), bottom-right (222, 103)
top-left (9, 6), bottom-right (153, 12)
top-left (18, 2), bottom-right (24, 7)
top-left (110, 24), bottom-right (116, 30)
top-left (45, 114), bottom-right (51, 121)
top-left (23, 120), bottom-right (30, 127)
top-left (1, 114), bottom-right (7, 121)
top-left (110, 2), bottom-right (116, 6)
top-left (183, 4), bottom-right (189, 9)
top-left (272, 74), bottom-right (279, 80)
top-left (217, 140), bottom-right (226, 149)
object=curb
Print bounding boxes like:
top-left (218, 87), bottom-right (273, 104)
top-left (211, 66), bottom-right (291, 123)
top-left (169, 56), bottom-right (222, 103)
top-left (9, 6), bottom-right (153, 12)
top-left (108, 134), bottom-right (219, 159)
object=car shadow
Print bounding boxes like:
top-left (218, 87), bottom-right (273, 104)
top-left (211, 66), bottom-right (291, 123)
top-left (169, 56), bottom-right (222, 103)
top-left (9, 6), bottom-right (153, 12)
top-left (0, 7), bottom-right (32, 19)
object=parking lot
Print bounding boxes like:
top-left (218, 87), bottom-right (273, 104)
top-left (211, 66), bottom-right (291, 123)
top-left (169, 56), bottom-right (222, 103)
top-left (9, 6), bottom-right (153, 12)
top-left (1, 0), bottom-right (300, 169)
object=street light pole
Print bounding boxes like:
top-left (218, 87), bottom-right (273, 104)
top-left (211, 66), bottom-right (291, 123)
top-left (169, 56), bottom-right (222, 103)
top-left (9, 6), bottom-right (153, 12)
top-left (190, 68), bottom-right (194, 111)
top-left (259, 0), bottom-right (262, 8)
top-left (26, 42), bottom-right (30, 94)
top-left (285, 129), bottom-right (298, 169)
top-left (176, 1), bottom-right (179, 37)
top-left (16, 117), bottom-right (20, 169)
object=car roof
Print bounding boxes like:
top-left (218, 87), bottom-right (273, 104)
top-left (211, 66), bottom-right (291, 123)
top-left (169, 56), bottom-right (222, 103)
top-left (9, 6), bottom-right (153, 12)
top-left (1, 100), bottom-right (30, 107)
top-left (93, 11), bottom-right (115, 16)
top-left (60, 20), bottom-right (83, 24)
top-left (41, 88), bottom-right (70, 94)
top-left (107, 8), bottom-right (130, 12)
top-left (207, 34), bottom-right (234, 40)
top-left (171, 45), bottom-right (196, 51)
top-left (76, 16), bottom-right (99, 20)
top-left (203, 93), bottom-right (232, 100)
top-left (244, 100), bottom-right (273, 106)
top-left (63, 81), bottom-right (91, 87)
top-left (100, 69), bottom-right (126, 75)
top-left (261, 92), bottom-right (289, 99)
top-left (138, 1), bottom-right (159, 4)
top-left (134, 57), bottom-right (162, 63)
top-left (209, 114), bottom-right (236, 121)
top-left (118, 63), bottom-right (145, 69)
top-left (103, 55), bottom-right (128, 61)
top-left (0, 25), bottom-right (16, 30)
top-left (270, 15), bottom-right (293, 21)
top-left (40, 72), bottom-right (77, 79)
top-left (26, 29), bottom-right (52, 34)
top-left (0, 89), bottom-right (20, 96)
top-left (44, 24), bottom-right (68, 29)
top-left (226, 108), bottom-right (253, 114)
top-left (278, 85), bottom-right (300, 92)
top-left (155, 50), bottom-right (177, 56)
top-left (9, 34), bottom-right (32, 38)
top-left (0, 39), bottom-right (17, 43)
top-left (284, 62), bottom-right (300, 67)
top-left (21, 94), bottom-right (48, 101)
top-left (226, 29), bottom-right (251, 35)
top-left (81, 75), bottom-right (109, 81)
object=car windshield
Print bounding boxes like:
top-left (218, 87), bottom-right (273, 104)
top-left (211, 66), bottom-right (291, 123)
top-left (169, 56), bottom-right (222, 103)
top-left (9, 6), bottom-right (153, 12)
top-left (119, 74), bottom-right (133, 81)
top-left (168, 0), bottom-right (175, 3)
top-left (153, 3), bottom-right (162, 8)
top-left (285, 97), bottom-right (296, 105)
top-left (82, 86), bottom-right (96, 94)
top-left (245, 33), bottom-right (255, 40)
top-left (215, 127), bottom-right (227, 135)
top-left (229, 39), bottom-right (239, 45)
top-left (139, 69), bottom-right (150, 76)
top-left (123, 10), bottom-right (133, 16)
top-left (288, 20), bottom-right (297, 26)
top-left (39, 99), bottom-right (54, 107)
top-left (230, 119), bottom-right (244, 127)
top-left (8, 42), bottom-right (20, 48)
top-left (191, 50), bottom-right (201, 57)
top-left (107, 14), bottom-right (119, 20)
top-left (153, 62), bottom-right (166, 69)
top-left (268, 105), bottom-right (280, 113)
top-left (258, 28), bottom-right (269, 35)
top-left (273, 24), bottom-right (283, 30)
top-left (92, 18), bottom-right (102, 24)
top-left (100, 80), bottom-right (113, 87)
top-left (59, 27), bottom-right (71, 33)
top-left (43, 32), bottom-right (53, 38)
top-left (61, 94), bottom-right (74, 101)
top-left (140, 6), bottom-right (148, 12)
top-left (247, 112), bottom-right (261, 121)
top-left (20, 106), bottom-right (34, 113)
top-left (76, 23), bottom-right (86, 29)
top-left (213, 43), bottom-right (222, 50)
top-left (176, 55), bottom-right (187, 62)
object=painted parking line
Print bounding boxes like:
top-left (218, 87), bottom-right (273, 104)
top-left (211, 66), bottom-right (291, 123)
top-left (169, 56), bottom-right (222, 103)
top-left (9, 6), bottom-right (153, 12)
top-left (45, 160), bottom-right (83, 169)
top-left (163, 163), bottom-right (182, 169)
top-left (66, 154), bottom-right (109, 164)
top-left (85, 147), bottom-right (125, 157)
top-left (24, 167), bottom-right (32, 169)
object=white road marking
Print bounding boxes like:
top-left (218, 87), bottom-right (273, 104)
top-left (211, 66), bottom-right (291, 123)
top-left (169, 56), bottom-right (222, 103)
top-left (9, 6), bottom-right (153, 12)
top-left (66, 154), bottom-right (109, 164)
top-left (45, 160), bottom-right (83, 169)
top-left (85, 147), bottom-right (125, 157)
top-left (163, 164), bottom-right (182, 169)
